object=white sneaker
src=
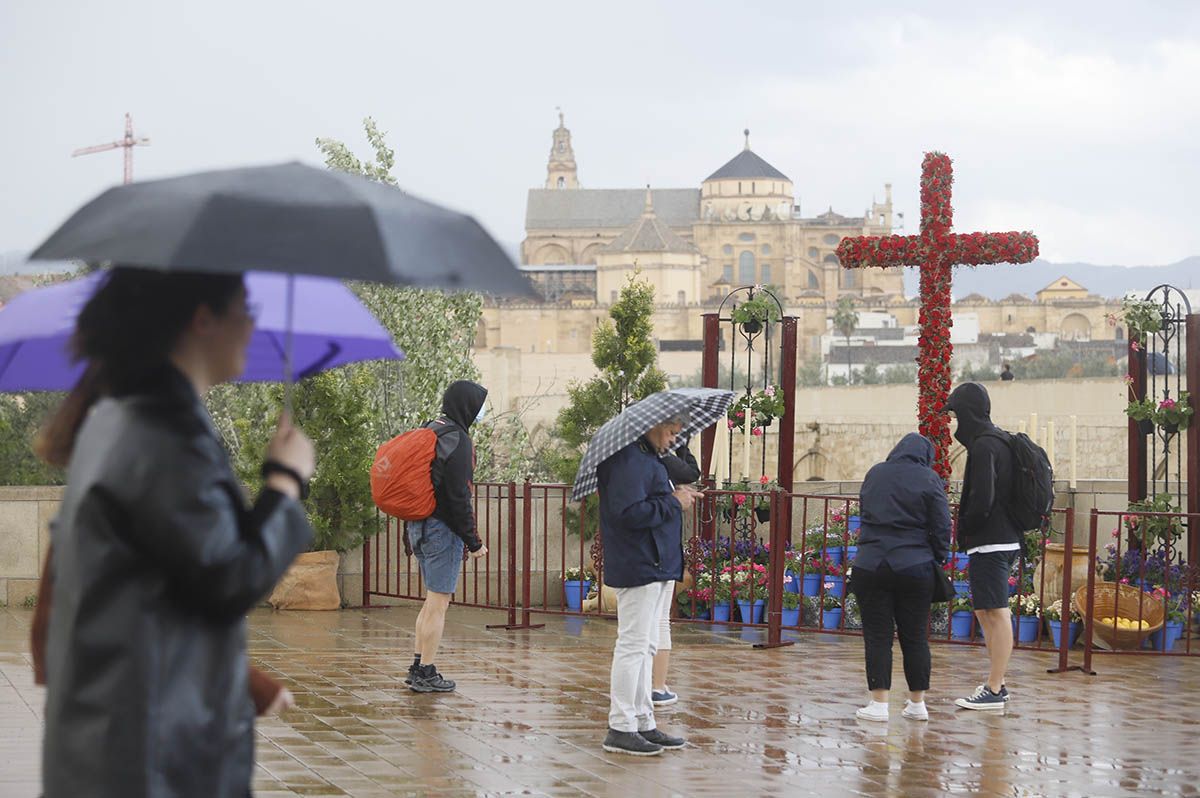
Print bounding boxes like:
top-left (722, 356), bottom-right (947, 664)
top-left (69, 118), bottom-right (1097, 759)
top-left (902, 700), bottom-right (928, 721)
top-left (855, 701), bottom-right (889, 722)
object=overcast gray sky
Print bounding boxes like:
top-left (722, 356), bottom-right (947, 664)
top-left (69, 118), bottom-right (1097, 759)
top-left (2, 1), bottom-right (1197, 266)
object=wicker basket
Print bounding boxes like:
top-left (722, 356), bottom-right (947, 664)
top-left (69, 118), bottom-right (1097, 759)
top-left (1072, 582), bottom-right (1164, 650)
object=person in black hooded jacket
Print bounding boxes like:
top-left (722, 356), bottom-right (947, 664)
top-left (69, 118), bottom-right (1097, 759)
top-left (943, 382), bottom-right (1022, 711)
top-left (850, 433), bottom-right (951, 722)
top-left (406, 380), bottom-right (489, 693)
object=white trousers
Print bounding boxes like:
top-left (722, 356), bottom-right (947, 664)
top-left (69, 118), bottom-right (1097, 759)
top-left (608, 580), bottom-right (673, 732)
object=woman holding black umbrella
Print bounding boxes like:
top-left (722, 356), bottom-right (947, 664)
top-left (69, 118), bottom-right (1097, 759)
top-left (37, 267), bottom-right (315, 798)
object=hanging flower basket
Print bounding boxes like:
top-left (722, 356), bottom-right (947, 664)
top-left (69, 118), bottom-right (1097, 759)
top-left (727, 387), bottom-right (786, 430)
top-left (730, 293), bottom-right (779, 334)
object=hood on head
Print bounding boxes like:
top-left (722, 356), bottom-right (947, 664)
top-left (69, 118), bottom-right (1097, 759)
top-left (886, 432), bottom-right (934, 466)
top-left (441, 380), bottom-right (488, 429)
top-left (943, 382), bottom-right (992, 445)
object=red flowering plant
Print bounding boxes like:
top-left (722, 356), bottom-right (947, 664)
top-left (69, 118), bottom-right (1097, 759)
top-left (724, 561), bottom-right (769, 601)
top-left (727, 385), bottom-right (786, 431)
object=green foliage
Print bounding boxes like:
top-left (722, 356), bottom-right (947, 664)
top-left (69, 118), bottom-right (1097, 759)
top-left (0, 393), bottom-right (66, 486)
top-left (730, 292), bottom-right (780, 327)
top-left (1010, 350), bottom-right (1121, 380)
top-left (207, 116), bottom-right (537, 551)
top-left (832, 296), bottom-right (858, 339)
top-left (797, 358), bottom-right (825, 387)
top-left (550, 274), bottom-right (667, 535)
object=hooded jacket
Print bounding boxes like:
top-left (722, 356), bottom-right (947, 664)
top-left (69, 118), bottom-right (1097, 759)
top-left (596, 438), bottom-right (684, 588)
top-left (43, 366), bottom-right (312, 798)
top-left (853, 433), bottom-right (952, 573)
top-left (944, 382), bottom-right (1022, 550)
top-left (429, 380), bottom-right (487, 551)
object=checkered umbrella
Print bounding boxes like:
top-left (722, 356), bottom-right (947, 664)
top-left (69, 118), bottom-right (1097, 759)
top-left (571, 387), bottom-right (736, 501)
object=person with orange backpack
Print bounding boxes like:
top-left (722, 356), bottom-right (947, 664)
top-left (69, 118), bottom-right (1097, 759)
top-left (373, 380), bottom-right (489, 692)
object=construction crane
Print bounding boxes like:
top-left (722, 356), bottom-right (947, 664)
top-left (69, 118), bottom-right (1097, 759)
top-left (72, 113), bottom-right (150, 184)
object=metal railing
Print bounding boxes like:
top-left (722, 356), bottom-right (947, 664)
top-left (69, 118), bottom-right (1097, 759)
top-left (362, 482), bottom-right (1198, 666)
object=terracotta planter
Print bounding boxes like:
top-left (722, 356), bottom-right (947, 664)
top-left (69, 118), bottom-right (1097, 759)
top-left (268, 550), bottom-right (341, 610)
top-left (1033, 542), bottom-right (1096, 607)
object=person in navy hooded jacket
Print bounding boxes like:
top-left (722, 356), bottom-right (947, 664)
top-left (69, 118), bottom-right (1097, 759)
top-left (850, 433), bottom-right (951, 723)
top-left (596, 414), bottom-right (701, 756)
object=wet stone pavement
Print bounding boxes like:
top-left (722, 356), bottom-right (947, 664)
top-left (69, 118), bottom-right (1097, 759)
top-left (3, 604), bottom-right (1200, 797)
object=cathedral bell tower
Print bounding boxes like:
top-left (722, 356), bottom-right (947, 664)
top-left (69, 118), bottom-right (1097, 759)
top-left (546, 109), bottom-right (579, 189)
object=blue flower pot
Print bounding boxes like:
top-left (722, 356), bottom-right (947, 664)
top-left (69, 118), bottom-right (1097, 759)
top-left (950, 610), bottom-right (975, 639)
top-left (821, 608), bottom-right (843, 630)
top-left (563, 580), bottom-right (591, 611)
top-left (848, 515), bottom-right (862, 533)
top-left (825, 547), bottom-right (845, 565)
top-left (737, 599), bottom-right (766, 624)
top-left (1012, 614), bottom-right (1040, 643)
top-left (1008, 582), bottom-right (1019, 596)
top-left (781, 607), bottom-right (801, 627)
top-left (802, 573), bottom-right (822, 597)
top-left (952, 580), bottom-right (970, 597)
top-left (784, 570), bottom-right (801, 594)
top-left (823, 576), bottom-right (845, 598)
top-left (845, 545), bottom-right (858, 562)
top-left (713, 603), bottom-right (732, 622)
top-left (1146, 621), bottom-right (1185, 651)
top-left (1047, 619), bottom-right (1082, 648)
top-left (953, 552), bottom-right (970, 570)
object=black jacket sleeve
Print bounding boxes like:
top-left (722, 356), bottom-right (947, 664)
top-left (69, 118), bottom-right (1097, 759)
top-left (434, 428), bottom-right (482, 551)
top-left (958, 440), bottom-right (998, 541)
top-left (122, 439), bottom-right (314, 622)
top-left (925, 477), bottom-right (953, 564)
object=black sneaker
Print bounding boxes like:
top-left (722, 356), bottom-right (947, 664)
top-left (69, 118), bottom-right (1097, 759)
top-left (639, 728), bottom-right (685, 750)
top-left (408, 665), bottom-right (455, 693)
top-left (404, 665), bottom-right (418, 686)
top-left (955, 684), bottom-right (1006, 711)
top-left (602, 728), bottom-right (663, 756)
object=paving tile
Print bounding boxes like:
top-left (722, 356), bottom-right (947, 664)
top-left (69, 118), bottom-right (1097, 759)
top-left (3, 604), bottom-right (1200, 795)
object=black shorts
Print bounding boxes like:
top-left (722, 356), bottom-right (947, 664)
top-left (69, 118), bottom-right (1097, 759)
top-left (968, 550), bottom-right (1018, 610)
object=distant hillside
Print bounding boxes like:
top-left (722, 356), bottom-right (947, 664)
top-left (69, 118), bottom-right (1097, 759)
top-left (0, 251), bottom-right (76, 276)
top-left (901, 256), bottom-right (1200, 300)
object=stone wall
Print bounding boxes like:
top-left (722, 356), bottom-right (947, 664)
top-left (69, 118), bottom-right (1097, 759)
top-left (0, 487), bottom-right (58, 607)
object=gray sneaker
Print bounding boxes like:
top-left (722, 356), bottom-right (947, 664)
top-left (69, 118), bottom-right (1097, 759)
top-left (603, 728), bottom-right (663, 756)
top-left (408, 665), bottom-right (455, 693)
top-left (639, 728), bottom-right (685, 750)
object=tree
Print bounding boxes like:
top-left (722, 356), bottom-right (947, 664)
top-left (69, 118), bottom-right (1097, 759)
top-left (797, 358), bottom-right (825, 388)
top-left (206, 117), bottom-right (537, 552)
top-left (550, 274), bottom-right (667, 532)
top-left (833, 296), bottom-right (858, 383)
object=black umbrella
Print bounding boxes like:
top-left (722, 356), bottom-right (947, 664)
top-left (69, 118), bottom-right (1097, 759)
top-left (30, 161), bottom-right (535, 297)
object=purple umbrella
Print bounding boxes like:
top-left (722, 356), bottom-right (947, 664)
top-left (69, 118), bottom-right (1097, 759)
top-left (0, 271), bottom-right (403, 392)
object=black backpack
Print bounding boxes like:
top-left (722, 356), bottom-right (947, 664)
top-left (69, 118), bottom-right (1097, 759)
top-left (981, 430), bottom-right (1054, 532)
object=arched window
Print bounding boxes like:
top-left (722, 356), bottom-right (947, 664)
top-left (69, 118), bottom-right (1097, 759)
top-left (556, 176), bottom-right (565, 189)
top-left (808, 270), bottom-right (820, 289)
top-left (823, 234), bottom-right (841, 246)
top-left (557, 140), bottom-right (565, 153)
top-left (739, 251), bottom-right (756, 284)
top-left (722, 264), bottom-right (733, 282)
top-left (808, 247), bottom-right (819, 259)
top-left (840, 269), bottom-right (857, 289)
top-left (677, 290), bottom-right (687, 305)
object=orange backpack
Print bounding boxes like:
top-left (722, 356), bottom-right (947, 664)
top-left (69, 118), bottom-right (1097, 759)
top-left (370, 422), bottom-right (455, 520)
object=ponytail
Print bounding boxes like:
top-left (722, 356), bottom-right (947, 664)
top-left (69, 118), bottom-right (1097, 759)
top-left (35, 363), bottom-right (106, 468)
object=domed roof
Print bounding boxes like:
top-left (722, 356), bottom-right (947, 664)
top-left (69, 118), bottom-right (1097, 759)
top-left (704, 130), bottom-right (789, 182)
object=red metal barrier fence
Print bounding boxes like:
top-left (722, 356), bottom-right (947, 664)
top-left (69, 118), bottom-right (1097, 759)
top-left (363, 483), bottom-right (1198, 664)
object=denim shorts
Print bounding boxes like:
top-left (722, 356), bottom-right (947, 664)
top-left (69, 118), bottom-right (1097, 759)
top-left (408, 516), bottom-right (463, 594)
top-left (968, 550), bottom-right (1018, 610)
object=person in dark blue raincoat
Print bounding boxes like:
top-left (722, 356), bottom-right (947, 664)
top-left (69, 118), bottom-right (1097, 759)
top-left (849, 432), bottom-right (951, 723)
top-left (596, 416), bottom-right (700, 756)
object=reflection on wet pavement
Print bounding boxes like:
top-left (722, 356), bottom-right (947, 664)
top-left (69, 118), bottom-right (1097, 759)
top-left (3, 604), bottom-right (1200, 796)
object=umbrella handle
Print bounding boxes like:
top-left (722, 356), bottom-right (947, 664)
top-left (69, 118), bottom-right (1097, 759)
top-left (283, 273), bottom-right (294, 411)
